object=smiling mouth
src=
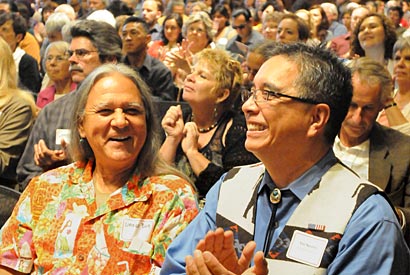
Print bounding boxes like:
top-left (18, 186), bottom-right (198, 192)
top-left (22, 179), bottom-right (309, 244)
top-left (247, 124), bottom-right (266, 131)
top-left (110, 136), bottom-right (131, 142)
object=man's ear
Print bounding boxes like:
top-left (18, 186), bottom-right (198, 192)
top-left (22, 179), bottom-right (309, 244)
top-left (15, 33), bottom-right (23, 44)
top-left (78, 117), bottom-right (86, 138)
top-left (307, 103), bottom-right (330, 138)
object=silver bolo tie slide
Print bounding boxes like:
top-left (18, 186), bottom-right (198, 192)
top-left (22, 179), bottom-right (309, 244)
top-left (270, 188), bottom-right (282, 204)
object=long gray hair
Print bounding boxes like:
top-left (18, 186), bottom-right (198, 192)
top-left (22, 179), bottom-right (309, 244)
top-left (70, 63), bottom-right (185, 179)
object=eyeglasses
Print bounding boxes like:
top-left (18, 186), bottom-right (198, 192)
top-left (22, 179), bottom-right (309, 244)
top-left (241, 87), bottom-right (321, 105)
top-left (45, 55), bottom-right (68, 63)
top-left (66, 49), bottom-right (98, 59)
top-left (232, 24), bottom-right (247, 30)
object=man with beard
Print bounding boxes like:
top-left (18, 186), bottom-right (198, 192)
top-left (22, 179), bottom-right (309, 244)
top-left (16, 20), bottom-right (122, 190)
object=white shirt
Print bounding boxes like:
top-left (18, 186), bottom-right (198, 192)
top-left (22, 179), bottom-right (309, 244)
top-left (333, 136), bottom-right (370, 179)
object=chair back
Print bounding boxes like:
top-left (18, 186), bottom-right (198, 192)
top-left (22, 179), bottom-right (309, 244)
top-left (0, 185), bottom-right (21, 228)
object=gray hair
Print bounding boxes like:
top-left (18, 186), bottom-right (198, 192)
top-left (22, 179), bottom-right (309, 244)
top-left (349, 57), bottom-right (393, 103)
top-left (45, 12), bottom-right (71, 35)
top-left (393, 37), bottom-right (410, 55)
top-left (70, 19), bottom-right (122, 63)
top-left (70, 63), bottom-right (180, 178)
top-left (42, 40), bottom-right (70, 72)
top-left (182, 11), bottom-right (214, 41)
top-left (265, 43), bottom-right (352, 145)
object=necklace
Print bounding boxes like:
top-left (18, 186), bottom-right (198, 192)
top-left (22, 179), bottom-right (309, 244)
top-left (197, 121), bottom-right (219, 133)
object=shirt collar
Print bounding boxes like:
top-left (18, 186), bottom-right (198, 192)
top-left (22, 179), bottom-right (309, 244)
top-left (258, 150), bottom-right (338, 201)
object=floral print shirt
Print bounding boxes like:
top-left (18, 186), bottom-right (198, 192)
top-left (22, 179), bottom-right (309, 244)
top-left (0, 161), bottom-right (198, 274)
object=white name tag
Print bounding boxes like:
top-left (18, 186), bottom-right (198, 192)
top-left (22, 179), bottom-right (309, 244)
top-left (121, 218), bottom-right (154, 242)
top-left (286, 230), bottom-right (328, 267)
top-left (56, 129), bottom-right (71, 145)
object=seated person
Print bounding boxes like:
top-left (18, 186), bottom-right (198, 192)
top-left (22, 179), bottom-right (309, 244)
top-left (0, 37), bottom-right (36, 189)
top-left (160, 48), bottom-right (259, 199)
top-left (0, 64), bottom-right (198, 274)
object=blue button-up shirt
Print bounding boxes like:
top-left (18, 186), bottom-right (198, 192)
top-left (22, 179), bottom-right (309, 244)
top-left (161, 150), bottom-right (410, 275)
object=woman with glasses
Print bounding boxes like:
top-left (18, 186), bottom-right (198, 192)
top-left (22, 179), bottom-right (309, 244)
top-left (160, 49), bottom-right (258, 201)
top-left (163, 11), bottom-right (214, 88)
top-left (37, 41), bottom-right (76, 109)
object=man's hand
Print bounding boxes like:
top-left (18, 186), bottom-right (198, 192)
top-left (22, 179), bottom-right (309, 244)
top-left (34, 139), bottom-right (68, 170)
top-left (186, 248), bottom-right (268, 275)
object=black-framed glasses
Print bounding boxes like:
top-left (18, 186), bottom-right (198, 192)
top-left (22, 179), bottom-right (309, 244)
top-left (241, 87), bottom-right (321, 105)
top-left (232, 24), bottom-right (246, 30)
top-left (66, 49), bottom-right (98, 59)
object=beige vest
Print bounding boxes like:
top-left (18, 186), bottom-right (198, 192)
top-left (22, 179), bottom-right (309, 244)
top-left (216, 162), bottom-right (382, 274)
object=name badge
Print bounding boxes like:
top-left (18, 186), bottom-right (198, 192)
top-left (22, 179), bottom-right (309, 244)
top-left (56, 129), bottom-right (71, 145)
top-left (286, 230), bottom-right (328, 267)
top-left (121, 218), bottom-right (154, 242)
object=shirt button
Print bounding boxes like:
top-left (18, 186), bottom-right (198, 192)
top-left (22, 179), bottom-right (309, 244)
top-left (78, 254), bottom-right (85, 261)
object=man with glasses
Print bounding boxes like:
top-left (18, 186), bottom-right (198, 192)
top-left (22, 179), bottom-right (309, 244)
top-left (17, 20), bottom-right (122, 190)
top-left (160, 43), bottom-right (410, 275)
top-left (225, 8), bottom-right (264, 61)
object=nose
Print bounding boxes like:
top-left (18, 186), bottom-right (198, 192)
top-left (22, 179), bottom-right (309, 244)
top-left (350, 107), bottom-right (363, 124)
top-left (68, 53), bottom-right (77, 63)
top-left (242, 94), bottom-right (258, 114)
top-left (111, 109), bottom-right (128, 128)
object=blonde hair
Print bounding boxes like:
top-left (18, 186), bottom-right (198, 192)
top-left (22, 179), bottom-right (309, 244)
top-left (0, 37), bottom-right (37, 118)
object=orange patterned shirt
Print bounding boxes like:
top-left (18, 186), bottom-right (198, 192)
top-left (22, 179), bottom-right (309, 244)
top-left (0, 161), bottom-right (198, 274)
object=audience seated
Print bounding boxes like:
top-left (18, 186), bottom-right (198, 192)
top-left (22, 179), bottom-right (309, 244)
top-left (16, 20), bottom-right (122, 190)
top-left (335, 57), bottom-right (410, 244)
top-left (122, 16), bottom-right (177, 101)
top-left (378, 37), bottom-right (410, 134)
top-left (160, 48), bottom-right (259, 199)
top-left (0, 12), bottom-right (41, 95)
top-left (37, 41), bottom-right (77, 109)
top-left (0, 37), bottom-right (36, 189)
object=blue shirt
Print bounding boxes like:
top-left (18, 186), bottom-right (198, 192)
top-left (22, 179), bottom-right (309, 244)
top-left (161, 150), bottom-right (410, 275)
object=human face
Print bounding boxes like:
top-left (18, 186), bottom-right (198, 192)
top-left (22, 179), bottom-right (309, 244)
top-left (45, 47), bottom-right (71, 82)
top-left (182, 60), bottom-right (218, 107)
top-left (310, 8), bottom-right (322, 27)
top-left (0, 3), bottom-right (10, 12)
top-left (339, 73), bottom-right (382, 147)
top-left (394, 48), bottom-right (410, 85)
top-left (164, 19), bottom-right (181, 44)
top-left (350, 7), bottom-right (369, 31)
top-left (186, 21), bottom-right (209, 54)
top-left (342, 12), bottom-right (351, 30)
top-left (68, 36), bottom-right (101, 83)
top-left (277, 18), bottom-right (300, 44)
top-left (0, 20), bottom-right (20, 51)
top-left (88, 0), bottom-right (106, 10)
top-left (262, 20), bottom-right (278, 40)
top-left (388, 10), bottom-right (401, 27)
top-left (78, 72), bottom-right (147, 171)
top-left (122, 22), bottom-right (149, 55)
top-left (232, 15), bottom-right (252, 41)
top-left (358, 16), bottom-right (386, 51)
top-left (244, 51), bottom-right (265, 85)
top-left (242, 55), bottom-right (314, 160)
top-left (213, 12), bottom-right (228, 31)
top-left (142, 0), bottom-right (160, 27)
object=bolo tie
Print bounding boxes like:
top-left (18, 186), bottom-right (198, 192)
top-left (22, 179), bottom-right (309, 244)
top-left (263, 187), bottom-right (282, 257)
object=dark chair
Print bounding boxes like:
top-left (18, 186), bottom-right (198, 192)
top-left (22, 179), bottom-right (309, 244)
top-left (0, 185), bottom-right (21, 228)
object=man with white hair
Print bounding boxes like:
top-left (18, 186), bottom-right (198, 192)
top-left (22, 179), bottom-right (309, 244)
top-left (321, 2), bottom-right (348, 40)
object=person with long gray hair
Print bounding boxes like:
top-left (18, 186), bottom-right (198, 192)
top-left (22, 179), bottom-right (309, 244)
top-left (17, 19), bottom-right (123, 190)
top-left (0, 63), bottom-right (198, 274)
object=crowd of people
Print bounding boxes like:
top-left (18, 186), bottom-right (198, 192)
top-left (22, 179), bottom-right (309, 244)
top-left (0, 0), bottom-right (410, 274)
